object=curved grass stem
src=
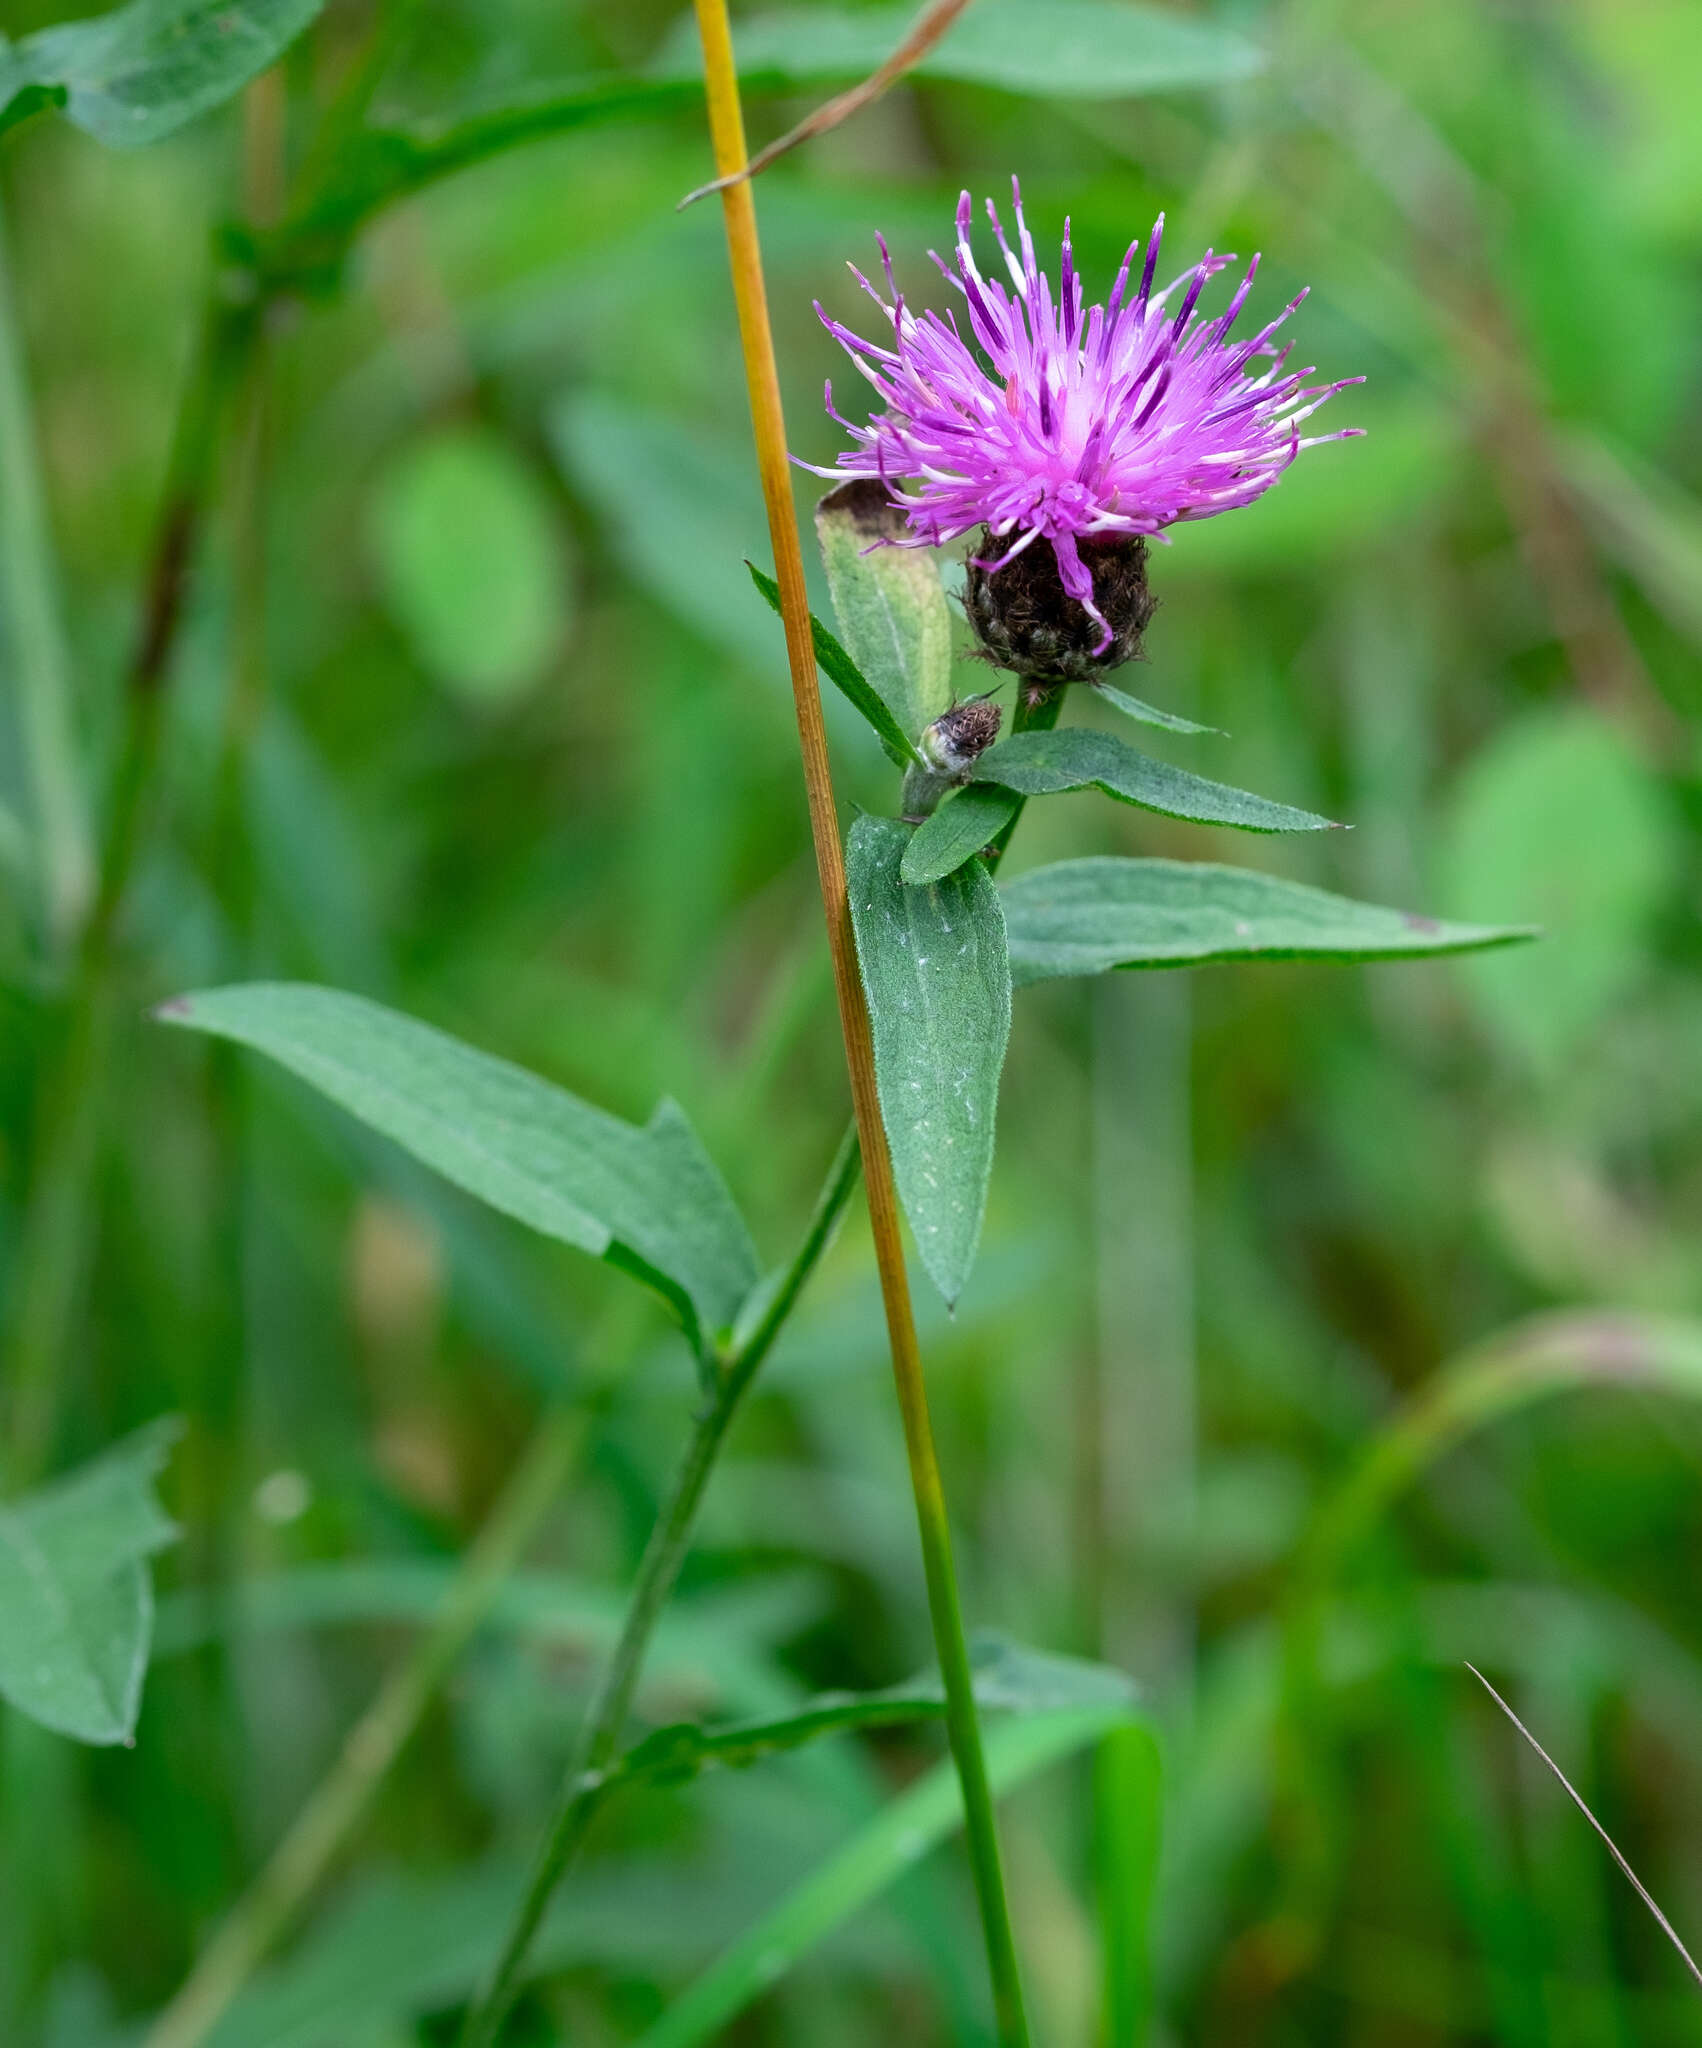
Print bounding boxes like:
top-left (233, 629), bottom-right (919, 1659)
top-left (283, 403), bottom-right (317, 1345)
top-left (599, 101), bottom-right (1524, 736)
top-left (683, 8), bottom-right (1032, 2042)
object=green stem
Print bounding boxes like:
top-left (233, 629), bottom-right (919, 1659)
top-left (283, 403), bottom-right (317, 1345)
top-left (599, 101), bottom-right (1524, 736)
top-left (4, 280), bottom-right (259, 1483)
top-left (0, 196), bottom-right (93, 949)
top-left (457, 1124), bottom-right (862, 2048)
top-left (142, 1401), bottom-right (590, 2048)
top-left (985, 677), bottom-right (1065, 866)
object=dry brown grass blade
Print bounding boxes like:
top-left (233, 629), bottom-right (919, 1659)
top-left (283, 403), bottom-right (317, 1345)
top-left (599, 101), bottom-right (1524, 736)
top-left (1467, 1662), bottom-right (1702, 1994)
top-left (678, 0), bottom-right (974, 209)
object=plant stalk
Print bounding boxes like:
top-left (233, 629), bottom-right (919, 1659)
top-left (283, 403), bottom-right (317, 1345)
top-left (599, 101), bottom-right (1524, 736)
top-left (688, 7), bottom-right (1031, 2042)
top-left (458, 1125), bottom-right (863, 2048)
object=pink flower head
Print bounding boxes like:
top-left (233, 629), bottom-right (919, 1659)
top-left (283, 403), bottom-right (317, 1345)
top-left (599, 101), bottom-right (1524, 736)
top-left (807, 181), bottom-right (1365, 653)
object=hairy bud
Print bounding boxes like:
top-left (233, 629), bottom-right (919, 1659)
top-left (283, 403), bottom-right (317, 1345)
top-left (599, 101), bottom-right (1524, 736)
top-left (921, 697), bottom-right (1002, 776)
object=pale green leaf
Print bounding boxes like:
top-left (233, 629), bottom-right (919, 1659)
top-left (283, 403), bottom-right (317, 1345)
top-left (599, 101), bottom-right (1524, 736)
top-left (616, 1634), bottom-right (1138, 1790)
top-left (815, 481), bottom-right (952, 741)
top-left (1001, 857), bottom-right (1532, 985)
top-left (155, 984), bottom-right (759, 1355)
top-left (0, 1420), bottom-right (180, 1745)
top-left (847, 816), bottom-right (1010, 1305)
top-left (633, 1703), bottom-right (1156, 2048)
top-left (653, 0), bottom-right (1263, 99)
top-left (747, 561), bottom-right (922, 768)
top-left (368, 427), bottom-right (571, 707)
top-left (1436, 707), bottom-right (1675, 1070)
top-left (1092, 680), bottom-right (1220, 737)
top-left (973, 727), bottom-right (1337, 833)
top-left (0, 0), bottom-right (321, 147)
top-left (900, 784), bottom-right (1020, 886)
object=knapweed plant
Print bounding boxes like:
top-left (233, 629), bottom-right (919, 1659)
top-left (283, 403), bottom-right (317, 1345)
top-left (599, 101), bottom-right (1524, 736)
top-left (157, 48), bottom-right (1526, 2048)
top-left (1, 2), bottom-right (1575, 2044)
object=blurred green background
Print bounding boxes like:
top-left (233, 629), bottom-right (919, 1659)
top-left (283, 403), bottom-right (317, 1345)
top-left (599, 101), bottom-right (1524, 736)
top-left (3, 0), bottom-right (1702, 2041)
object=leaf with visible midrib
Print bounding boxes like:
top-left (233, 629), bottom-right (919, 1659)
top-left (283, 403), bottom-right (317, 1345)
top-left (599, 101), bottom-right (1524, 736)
top-left (901, 784), bottom-right (1020, 886)
top-left (157, 983), bottom-right (759, 1356)
top-left (0, 1420), bottom-right (181, 1745)
top-left (816, 482), bottom-right (953, 743)
top-left (747, 561), bottom-right (921, 768)
top-left (615, 1634), bottom-right (1138, 1790)
top-left (847, 817), bottom-right (1010, 1306)
top-left (0, 0), bottom-right (323, 148)
top-left (1001, 857), bottom-right (1535, 984)
top-left (973, 727), bottom-right (1336, 834)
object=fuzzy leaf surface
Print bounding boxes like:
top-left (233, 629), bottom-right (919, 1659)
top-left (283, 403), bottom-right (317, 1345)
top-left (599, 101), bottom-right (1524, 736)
top-left (973, 727), bottom-right (1336, 834)
top-left (1092, 680), bottom-right (1220, 736)
top-left (616, 1635), bottom-right (1138, 1790)
top-left (0, 1420), bottom-right (180, 1744)
top-left (747, 561), bottom-right (921, 767)
top-left (157, 983), bottom-right (758, 1354)
top-left (815, 482), bottom-right (952, 742)
top-left (847, 816), bottom-right (1010, 1305)
top-left (901, 784), bottom-right (1020, 886)
top-left (0, 0), bottom-right (321, 146)
top-left (1002, 857), bottom-right (1535, 985)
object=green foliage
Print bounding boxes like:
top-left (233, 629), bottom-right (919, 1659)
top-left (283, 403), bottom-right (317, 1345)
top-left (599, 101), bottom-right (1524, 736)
top-left (367, 426), bottom-right (572, 707)
top-left (847, 816), bottom-right (1010, 1305)
top-left (1091, 680), bottom-right (1220, 737)
top-left (0, 1421), bottom-right (179, 1744)
top-left (0, 0), bottom-right (321, 146)
top-left (652, 0), bottom-right (1263, 98)
top-left (157, 983), bottom-right (758, 1356)
top-left (748, 561), bottom-right (922, 768)
top-left (1437, 707), bottom-right (1676, 1071)
top-left (617, 1634), bottom-right (1138, 1791)
top-left (1001, 857), bottom-right (1532, 985)
top-left (1094, 1725), bottom-right (1163, 2048)
top-left (634, 1706), bottom-right (1154, 2048)
top-left (972, 726), bottom-right (1337, 833)
top-left (901, 784), bottom-right (1020, 886)
top-left (814, 484), bottom-right (954, 744)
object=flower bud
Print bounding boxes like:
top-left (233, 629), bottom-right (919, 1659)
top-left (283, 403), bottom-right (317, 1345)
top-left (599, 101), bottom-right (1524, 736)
top-left (964, 532), bottom-right (1155, 682)
top-left (920, 696), bottom-right (1002, 775)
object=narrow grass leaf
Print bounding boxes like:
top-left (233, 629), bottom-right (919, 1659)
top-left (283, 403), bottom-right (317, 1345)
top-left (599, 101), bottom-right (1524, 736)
top-left (815, 481), bottom-right (953, 741)
top-left (633, 1705), bottom-right (1151, 2048)
top-left (0, 1419), bottom-right (180, 1745)
top-left (1095, 1724), bottom-right (1163, 2048)
top-left (847, 816), bottom-right (1011, 1305)
top-left (1001, 858), bottom-right (1534, 986)
top-left (748, 561), bottom-right (921, 767)
top-left (973, 728), bottom-right (1337, 834)
top-left (901, 785), bottom-right (1020, 886)
top-left (0, 0), bottom-right (322, 147)
top-left (1092, 680), bottom-right (1220, 737)
top-left (156, 983), bottom-right (759, 1356)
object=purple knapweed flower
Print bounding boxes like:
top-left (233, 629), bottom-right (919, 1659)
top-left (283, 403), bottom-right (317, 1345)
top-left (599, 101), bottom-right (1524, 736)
top-left (806, 181), bottom-right (1364, 659)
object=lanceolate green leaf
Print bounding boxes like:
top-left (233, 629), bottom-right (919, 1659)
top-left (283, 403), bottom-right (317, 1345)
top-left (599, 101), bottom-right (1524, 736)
top-left (156, 984), bottom-right (759, 1356)
top-left (653, 0), bottom-right (1263, 99)
top-left (847, 817), bottom-right (1011, 1306)
top-left (815, 481), bottom-right (953, 742)
top-left (0, 0), bottom-right (321, 148)
top-left (747, 561), bottom-right (922, 768)
top-left (973, 728), bottom-right (1337, 834)
top-left (1001, 858), bottom-right (1534, 985)
top-left (633, 1704), bottom-right (1156, 2048)
top-left (901, 784), bottom-right (1021, 887)
top-left (0, 1420), bottom-right (180, 1745)
top-left (615, 1636), bottom-right (1138, 1792)
top-left (1093, 680), bottom-right (1220, 737)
